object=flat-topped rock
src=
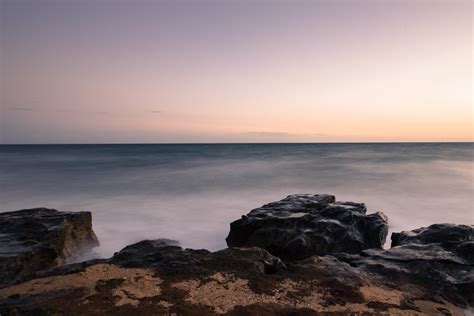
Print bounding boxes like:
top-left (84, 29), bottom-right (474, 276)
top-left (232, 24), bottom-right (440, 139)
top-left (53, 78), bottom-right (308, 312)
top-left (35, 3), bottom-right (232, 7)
top-left (226, 194), bottom-right (388, 260)
top-left (0, 208), bottom-right (99, 286)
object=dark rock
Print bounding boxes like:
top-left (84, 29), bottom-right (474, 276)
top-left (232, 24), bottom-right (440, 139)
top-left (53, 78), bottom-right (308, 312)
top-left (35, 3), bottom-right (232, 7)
top-left (391, 223), bottom-right (473, 247)
top-left (337, 224), bottom-right (474, 308)
top-left (1, 239), bottom-right (467, 315)
top-left (226, 194), bottom-right (388, 260)
top-left (0, 198), bottom-right (472, 315)
top-left (0, 208), bottom-right (99, 287)
top-left (110, 239), bottom-right (286, 277)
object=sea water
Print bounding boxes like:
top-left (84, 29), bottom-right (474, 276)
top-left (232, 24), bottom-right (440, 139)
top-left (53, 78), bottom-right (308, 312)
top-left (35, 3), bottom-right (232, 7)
top-left (1, 143), bottom-right (472, 257)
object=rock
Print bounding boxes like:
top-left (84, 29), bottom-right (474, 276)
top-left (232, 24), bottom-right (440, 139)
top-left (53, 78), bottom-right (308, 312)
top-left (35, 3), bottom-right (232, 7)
top-left (391, 223), bottom-right (473, 246)
top-left (0, 238), bottom-right (468, 315)
top-left (0, 199), bottom-right (472, 315)
top-left (0, 208), bottom-right (99, 286)
top-left (337, 224), bottom-right (474, 308)
top-left (226, 194), bottom-right (388, 260)
top-left (110, 239), bottom-right (286, 277)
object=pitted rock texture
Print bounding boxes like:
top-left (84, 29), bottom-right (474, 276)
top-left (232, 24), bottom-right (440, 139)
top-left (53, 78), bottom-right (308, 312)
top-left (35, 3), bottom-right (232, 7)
top-left (1, 238), bottom-right (469, 315)
top-left (0, 208), bottom-right (99, 286)
top-left (0, 198), bottom-right (472, 315)
top-left (391, 223), bottom-right (473, 246)
top-left (110, 239), bottom-right (286, 276)
top-left (226, 194), bottom-right (388, 260)
top-left (337, 223), bottom-right (474, 308)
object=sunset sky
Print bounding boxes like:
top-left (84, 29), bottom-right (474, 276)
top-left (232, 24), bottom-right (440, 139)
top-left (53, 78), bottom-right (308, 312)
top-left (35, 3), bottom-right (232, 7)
top-left (1, 0), bottom-right (472, 143)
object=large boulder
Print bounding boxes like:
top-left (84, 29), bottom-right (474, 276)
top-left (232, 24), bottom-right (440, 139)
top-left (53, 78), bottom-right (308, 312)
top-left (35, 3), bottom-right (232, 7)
top-left (226, 194), bottom-right (388, 260)
top-left (0, 208), bottom-right (99, 286)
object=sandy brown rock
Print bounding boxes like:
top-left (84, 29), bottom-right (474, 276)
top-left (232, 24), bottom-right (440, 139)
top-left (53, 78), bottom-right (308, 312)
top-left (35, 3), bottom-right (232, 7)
top-left (336, 224), bottom-right (474, 308)
top-left (0, 240), bottom-right (469, 315)
top-left (0, 200), bottom-right (472, 315)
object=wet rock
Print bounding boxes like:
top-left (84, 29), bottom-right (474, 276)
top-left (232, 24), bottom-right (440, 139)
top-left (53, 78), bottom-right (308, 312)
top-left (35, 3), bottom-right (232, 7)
top-left (0, 240), bottom-right (467, 315)
top-left (337, 224), bottom-right (474, 308)
top-left (226, 194), bottom-right (388, 260)
top-left (111, 239), bottom-right (286, 277)
top-left (391, 223), bottom-right (472, 246)
top-left (0, 208), bottom-right (99, 286)
top-left (0, 199), bottom-right (471, 315)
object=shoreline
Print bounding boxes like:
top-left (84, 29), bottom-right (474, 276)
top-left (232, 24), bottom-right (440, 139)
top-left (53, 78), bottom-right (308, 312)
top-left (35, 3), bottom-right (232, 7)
top-left (1, 194), bottom-right (472, 315)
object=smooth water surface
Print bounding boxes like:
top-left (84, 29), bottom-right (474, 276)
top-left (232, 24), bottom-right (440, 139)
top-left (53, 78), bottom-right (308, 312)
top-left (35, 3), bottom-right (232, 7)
top-left (1, 143), bottom-right (473, 257)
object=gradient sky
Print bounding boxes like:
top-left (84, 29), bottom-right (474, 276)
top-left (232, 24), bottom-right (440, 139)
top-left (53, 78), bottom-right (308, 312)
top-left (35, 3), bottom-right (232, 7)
top-left (1, 0), bottom-right (472, 143)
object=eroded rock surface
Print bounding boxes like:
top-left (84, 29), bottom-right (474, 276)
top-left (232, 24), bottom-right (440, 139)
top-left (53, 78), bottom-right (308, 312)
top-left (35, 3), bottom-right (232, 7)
top-left (1, 238), bottom-right (470, 315)
top-left (336, 223), bottom-right (474, 309)
top-left (392, 223), bottom-right (473, 249)
top-left (0, 198), bottom-right (472, 316)
top-left (226, 194), bottom-right (388, 260)
top-left (0, 208), bottom-right (99, 286)
top-left (110, 239), bottom-right (286, 277)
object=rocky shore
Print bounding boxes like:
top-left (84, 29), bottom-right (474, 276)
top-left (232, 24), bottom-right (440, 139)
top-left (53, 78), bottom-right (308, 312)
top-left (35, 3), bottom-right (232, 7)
top-left (0, 208), bottom-right (99, 287)
top-left (0, 194), bottom-right (472, 315)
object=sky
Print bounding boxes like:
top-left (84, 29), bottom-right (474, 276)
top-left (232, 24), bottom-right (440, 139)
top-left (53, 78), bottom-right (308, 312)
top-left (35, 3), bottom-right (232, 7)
top-left (0, 0), bottom-right (472, 144)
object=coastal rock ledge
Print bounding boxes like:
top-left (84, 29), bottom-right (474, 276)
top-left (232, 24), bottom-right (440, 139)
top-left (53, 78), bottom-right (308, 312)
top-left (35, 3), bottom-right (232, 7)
top-left (0, 208), bottom-right (99, 287)
top-left (1, 196), bottom-right (473, 316)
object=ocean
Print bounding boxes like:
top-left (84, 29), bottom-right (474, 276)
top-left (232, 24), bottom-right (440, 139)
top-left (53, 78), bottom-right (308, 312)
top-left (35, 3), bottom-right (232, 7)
top-left (1, 143), bottom-right (472, 258)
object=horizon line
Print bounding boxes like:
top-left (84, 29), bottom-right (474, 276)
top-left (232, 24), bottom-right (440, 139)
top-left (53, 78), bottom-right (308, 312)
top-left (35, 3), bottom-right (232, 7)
top-left (1, 141), bottom-right (473, 146)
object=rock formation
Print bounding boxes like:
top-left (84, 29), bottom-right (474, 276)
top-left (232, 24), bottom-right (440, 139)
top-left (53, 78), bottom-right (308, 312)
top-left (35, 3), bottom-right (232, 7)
top-left (226, 194), bottom-right (388, 260)
top-left (0, 208), bottom-right (99, 287)
top-left (0, 197), bottom-right (472, 315)
top-left (336, 224), bottom-right (474, 309)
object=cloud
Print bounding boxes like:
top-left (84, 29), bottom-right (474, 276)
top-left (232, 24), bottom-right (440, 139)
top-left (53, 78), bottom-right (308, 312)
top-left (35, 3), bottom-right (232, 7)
top-left (50, 109), bottom-right (110, 115)
top-left (242, 131), bottom-right (329, 138)
top-left (8, 107), bottom-right (34, 111)
top-left (7, 106), bottom-right (161, 116)
top-left (7, 107), bottom-right (113, 115)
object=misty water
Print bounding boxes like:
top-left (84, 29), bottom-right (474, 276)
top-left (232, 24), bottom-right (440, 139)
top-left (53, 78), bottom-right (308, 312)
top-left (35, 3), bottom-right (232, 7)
top-left (1, 143), bottom-right (473, 258)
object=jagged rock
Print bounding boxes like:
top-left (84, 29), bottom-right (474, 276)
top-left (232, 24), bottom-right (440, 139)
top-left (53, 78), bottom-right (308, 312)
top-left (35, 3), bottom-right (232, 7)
top-left (0, 238), bottom-right (468, 315)
top-left (226, 194), bottom-right (388, 260)
top-left (0, 208), bottom-right (99, 286)
top-left (0, 200), bottom-right (472, 315)
top-left (337, 224), bottom-right (474, 308)
top-left (392, 223), bottom-right (473, 245)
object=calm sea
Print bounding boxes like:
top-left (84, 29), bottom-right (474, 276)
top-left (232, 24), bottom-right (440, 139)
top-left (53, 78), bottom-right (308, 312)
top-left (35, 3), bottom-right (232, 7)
top-left (1, 143), bottom-right (473, 258)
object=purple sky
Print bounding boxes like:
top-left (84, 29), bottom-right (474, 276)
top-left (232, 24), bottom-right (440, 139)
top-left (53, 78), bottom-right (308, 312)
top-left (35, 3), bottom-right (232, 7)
top-left (1, 0), bottom-right (472, 143)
